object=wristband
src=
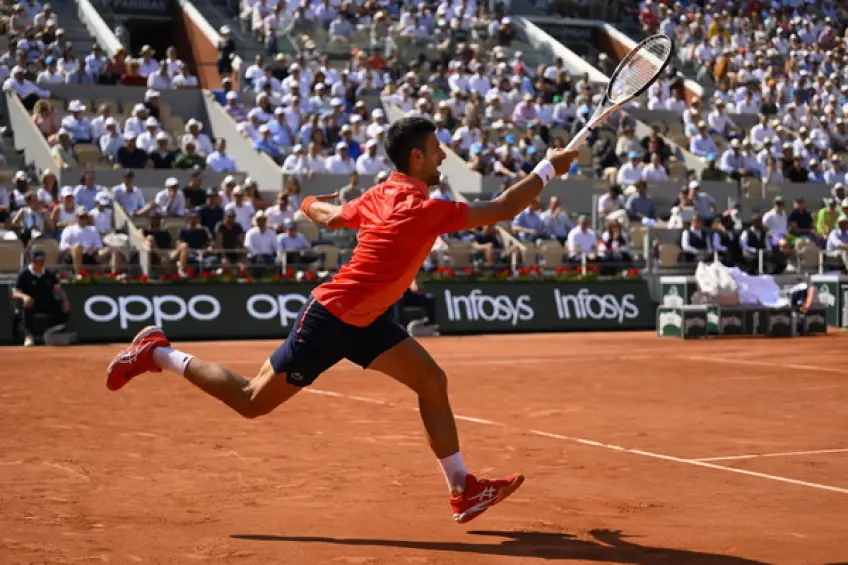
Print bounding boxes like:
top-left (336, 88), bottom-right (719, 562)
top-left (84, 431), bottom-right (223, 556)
top-left (300, 196), bottom-right (317, 220)
top-left (532, 160), bottom-right (555, 185)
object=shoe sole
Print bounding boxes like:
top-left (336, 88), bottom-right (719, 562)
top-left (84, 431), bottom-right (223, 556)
top-left (106, 326), bottom-right (167, 391)
top-left (454, 474), bottom-right (525, 524)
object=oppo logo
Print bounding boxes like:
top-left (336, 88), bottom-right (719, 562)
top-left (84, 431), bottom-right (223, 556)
top-left (84, 294), bottom-right (221, 329)
top-left (554, 288), bottom-right (640, 323)
top-left (246, 294), bottom-right (309, 327)
top-left (444, 289), bottom-right (534, 326)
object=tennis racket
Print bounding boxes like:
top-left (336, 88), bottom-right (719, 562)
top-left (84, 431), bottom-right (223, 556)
top-left (564, 34), bottom-right (674, 152)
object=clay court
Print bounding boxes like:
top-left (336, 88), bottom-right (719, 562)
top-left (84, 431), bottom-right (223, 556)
top-left (1, 332), bottom-right (847, 564)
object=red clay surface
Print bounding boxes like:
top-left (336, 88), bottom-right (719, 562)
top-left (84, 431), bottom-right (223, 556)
top-left (2, 332), bottom-right (848, 564)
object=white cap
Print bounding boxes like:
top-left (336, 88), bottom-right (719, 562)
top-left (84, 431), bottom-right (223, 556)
top-left (12, 65), bottom-right (24, 74)
top-left (68, 100), bottom-right (85, 112)
top-left (133, 103), bottom-right (147, 114)
top-left (226, 91), bottom-right (239, 100)
top-left (104, 117), bottom-right (118, 126)
top-left (365, 139), bottom-right (377, 148)
top-left (165, 177), bottom-right (179, 187)
top-left (96, 193), bottom-right (111, 205)
top-left (254, 209), bottom-right (266, 220)
top-left (156, 131), bottom-right (170, 141)
top-left (60, 186), bottom-right (74, 198)
top-left (259, 124), bottom-right (270, 133)
top-left (314, 82), bottom-right (326, 90)
top-left (219, 25), bottom-right (231, 34)
top-left (186, 118), bottom-right (202, 130)
top-left (145, 117), bottom-right (159, 127)
top-left (224, 175), bottom-right (236, 185)
top-left (330, 97), bottom-right (343, 106)
top-left (245, 177), bottom-right (256, 187)
top-left (688, 180), bottom-right (701, 190)
top-left (274, 107), bottom-right (285, 115)
top-left (336, 141), bottom-right (348, 151)
top-left (372, 109), bottom-right (385, 118)
top-left (124, 131), bottom-right (137, 140)
top-left (233, 185), bottom-right (245, 195)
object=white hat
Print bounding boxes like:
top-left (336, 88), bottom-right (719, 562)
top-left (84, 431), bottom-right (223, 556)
top-left (186, 118), bottom-right (202, 130)
top-left (12, 65), bottom-right (24, 74)
top-left (165, 177), bottom-right (179, 187)
top-left (226, 91), bottom-right (239, 100)
top-left (60, 186), bottom-right (74, 198)
top-left (314, 82), bottom-right (326, 90)
top-left (233, 185), bottom-right (245, 195)
top-left (688, 180), bottom-right (701, 190)
top-left (274, 107), bottom-right (285, 115)
top-left (372, 109), bottom-right (385, 118)
top-left (730, 139), bottom-right (741, 148)
top-left (124, 131), bottom-right (137, 140)
top-left (224, 175), bottom-right (236, 185)
top-left (336, 141), bottom-right (348, 151)
top-left (349, 115), bottom-right (362, 124)
top-left (96, 193), bottom-right (111, 205)
top-left (244, 177), bottom-right (256, 187)
top-left (156, 131), bottom-right (170, 141)
top-left (254, 209), bottom-right (266, 220)
top-left (105, 117), bottom-right (118, 126)
top-left (145, 89), bottom-right (160, 99)
top-left (330, 97), bottom-right (344, 107)
top-left (365, 139), bottom-right (377, 148)
top-left (145, 117), bottom-right (159, 127)
top-left (219, 25), bottom-right (231, 34)
top-left (259, 124), bottom-right (270, 133)
top-left (14, 170), bottom-right (26, 181)
top-left (68, 100), bottom-right (85, 112)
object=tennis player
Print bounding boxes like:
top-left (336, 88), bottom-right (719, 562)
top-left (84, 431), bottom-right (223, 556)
top-left (106, 117), bottom-right (577, 524)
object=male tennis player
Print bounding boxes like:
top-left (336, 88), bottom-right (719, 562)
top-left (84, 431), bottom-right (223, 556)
top-left (106, 117), bottom-right (577, 524)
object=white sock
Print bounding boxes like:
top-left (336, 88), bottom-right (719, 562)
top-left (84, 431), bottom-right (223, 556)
top-left (152, 347), bottom-right (194, 376)
top-left (438, 452), bottom-right (468, 495)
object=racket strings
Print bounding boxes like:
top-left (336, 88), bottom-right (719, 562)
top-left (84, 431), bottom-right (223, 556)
top-left (608, 36), bottom-right (672, 103)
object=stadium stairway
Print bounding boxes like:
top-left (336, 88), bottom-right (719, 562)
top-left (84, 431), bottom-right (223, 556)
top-left (51, 0), bottom-right (104, 48)
top-left (186, 0), bottom-right (285, 66)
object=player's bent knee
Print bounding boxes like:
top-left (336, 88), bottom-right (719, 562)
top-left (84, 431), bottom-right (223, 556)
top-left (416, 364), bottom-right (448, 401)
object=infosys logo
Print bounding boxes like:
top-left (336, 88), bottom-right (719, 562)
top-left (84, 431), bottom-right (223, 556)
top-left (443, 289), bottom-right (534, 326)
top-left (553, 288), bottom-right (640, 323)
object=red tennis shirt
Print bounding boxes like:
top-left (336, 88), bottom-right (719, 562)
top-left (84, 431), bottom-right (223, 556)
top-left (311, 172), bottom-right (469, 327)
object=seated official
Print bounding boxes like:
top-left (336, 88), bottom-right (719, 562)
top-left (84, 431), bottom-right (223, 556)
top-left (12, 249), bottom-right (70, 346)
top-left (680, 214), bottom-right (712, 263)
top-left (277, 219), bottom-right (320, 267)
top-left (740, 214), bottom-right (787, 275)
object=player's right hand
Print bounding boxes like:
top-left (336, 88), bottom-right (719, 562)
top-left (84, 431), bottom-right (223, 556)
top-left (548, 149), bottom-right (579, 177)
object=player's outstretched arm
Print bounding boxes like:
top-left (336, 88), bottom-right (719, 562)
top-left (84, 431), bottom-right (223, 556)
top-left (300, 193), bottom-right (348, 230)
top-left (463, 150), bottom-right (578, 230)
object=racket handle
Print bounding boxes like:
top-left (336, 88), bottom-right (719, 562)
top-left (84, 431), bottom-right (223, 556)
top-left (564, 127), bottom-right (593, 152)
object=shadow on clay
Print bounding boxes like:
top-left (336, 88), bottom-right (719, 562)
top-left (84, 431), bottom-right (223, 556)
top-left (230, 528), bottom-right (774, 564)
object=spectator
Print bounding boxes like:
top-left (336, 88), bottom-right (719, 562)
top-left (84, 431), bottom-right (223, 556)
top-left (206, 138), bottom-right (237, 173)
top-left (73, 171), bottom-right (105, 211)
top-left (788, 197), bottom-right (820, 245)
top-left (196, 187), bottom-right (224, 233)
top-left (50, 186), bottom-right (77, 234)
top-left (598, 220), bottom-right (632, 271)
top-left (277, 219), bottom-right (319, 267)
top-left (115, 133), bottom-right (152, 169)
top-left (511, 199), bottom-right (544, 243)
top-left (99, 118), bottom-right (124, 162)
top-left (541, 196), bottom-right (572, 245)
top-left (177, 169), bottom-right (203, 209)
top-left (598, 184), bottom-right (626, 223)
top-left (111, 171), bottom-right (146, 215)
top-left (51, 129), bottom-right (77, 170)
top-left (762, 196), bottom-right (789, 248)
top-left (326, 142), bottom-right (356, 174)
top-left (215, 208), bottom-right (246, 272)
top-left (244, 210), bottom-right (278, 272)
top-left (175, 210), bottom-right (214, 276)
top-left (339, 172), bottom-right (362, 204)
top-left (625, 182), bottom-right (657, 225)
top-left (617, 151), bottom-right (643, 186)
top-left (826, 216), bottom-right (848, 272)
top-left (12, 249), bottom-right (70, 347)
top-left (566, 215), bottom-right (598, 263)
top-left (224, 185), bottom-right (256, 231)
top-left (11, 190), bottom-right (51, 245)
top-left (712, 215), bottom-right (743, 267)
top-left (142, 211), bottom-right (175, 272)
top-left (150, 177), bottom-right (187, 218)
top-left (59, 207), bottom-right (114, 275)
top-left (741, 214), bottom-right (786, 275)
top-left (173, 139), bottom-right (206, 169)
top-left (641, 153), bottom-right (668, 181)
top-left (149, 132), bottom-right (177, 169)
top-left (817, 198), bottom-right (839, 237)
top-left (700, 154), bottom-right (724, 182)
top-left (265, 192), bottom-right (294, 232)
top-left (89, 193), bottom-right (113, 235)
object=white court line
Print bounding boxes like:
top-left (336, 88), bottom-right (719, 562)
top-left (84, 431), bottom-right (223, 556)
top-left (679, 355), bottom-right (845, 374)
top-left (693, 448), bottom-right (848, 462)
top-left (305, 388), bottom-right (848, 497)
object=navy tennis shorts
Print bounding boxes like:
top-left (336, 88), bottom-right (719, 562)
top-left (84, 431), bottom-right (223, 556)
top-left (269, 295), bottom-right (409, 387)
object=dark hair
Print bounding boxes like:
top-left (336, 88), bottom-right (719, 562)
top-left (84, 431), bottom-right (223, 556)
top-left (386, 116), bottom-right (435, 173)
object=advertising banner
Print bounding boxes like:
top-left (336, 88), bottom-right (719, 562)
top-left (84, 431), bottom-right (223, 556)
top-left (427, 281), bottom-right (656, 334)
top-left (63, 284), bottom-right (317, 342)
top-left (0, 295), bottom-right (13, 345)
top-left (108, 0), bottom-right (174, 17)
top-left (59, 280), bottom-right (656, 343)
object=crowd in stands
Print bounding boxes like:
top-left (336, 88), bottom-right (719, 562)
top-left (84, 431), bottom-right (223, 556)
top-left (0, 166), bottom-right (336, 278)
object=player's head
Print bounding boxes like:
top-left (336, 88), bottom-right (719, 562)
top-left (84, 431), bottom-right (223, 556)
top-left (386, 116), bottom-right (445, 186)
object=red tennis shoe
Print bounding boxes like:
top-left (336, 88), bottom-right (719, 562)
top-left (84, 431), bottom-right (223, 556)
top-left (106, 326), bottom-right (171, 391)
top-left (450, 473), bottom-right (525, 524)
